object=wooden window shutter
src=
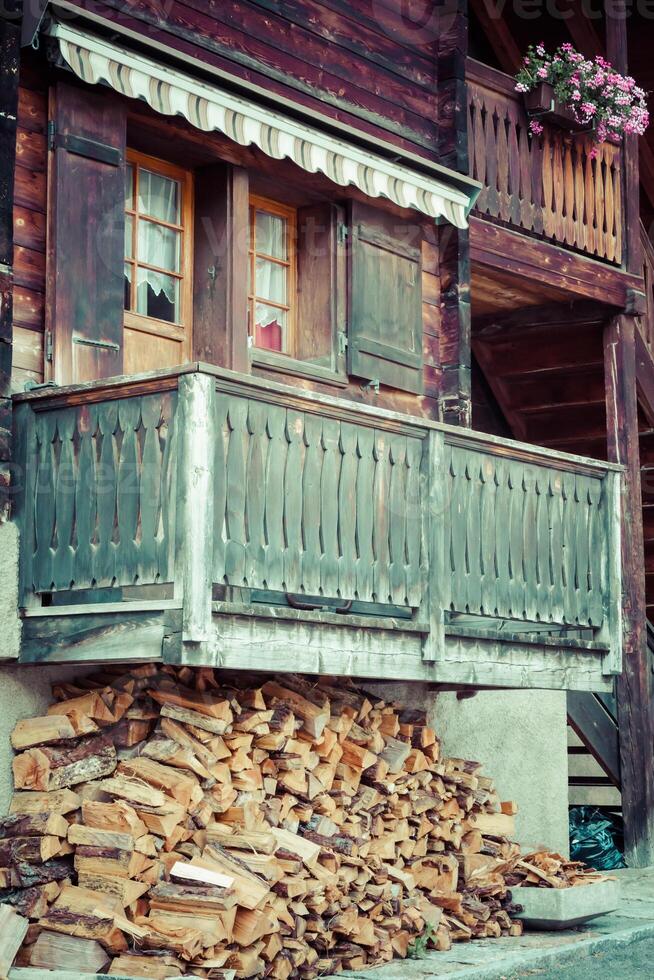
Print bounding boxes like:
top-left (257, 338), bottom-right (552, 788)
top-left (296, 201), bottom-right (346, 374)
top-left (48, 82), bottom-right (126, 385)
top-left (347, 201), bottom-right (423, 394)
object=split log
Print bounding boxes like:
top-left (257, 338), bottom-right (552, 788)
top-left (39, 885), bottom-right (128, 953)
top-left (13, 735), bottom-right (117, 792)
top-left (0, 904), bottom-right (29, 979)
top-left (29, 931), bottom-right (111, 973)
top-left (9, 789), bottom-right (81, 815)
top-left (0, 811), bottom-right (68, 839)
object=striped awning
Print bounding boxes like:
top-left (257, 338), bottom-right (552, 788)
top-left (50, 22), bottom-right (476, 229)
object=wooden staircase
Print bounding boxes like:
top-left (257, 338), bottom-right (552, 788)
top-left (471, 288), bottom-right (654, 819)
top-left (567, 690), bottom-right (621, 811)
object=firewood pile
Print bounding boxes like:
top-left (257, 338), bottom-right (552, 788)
top-left (0, 666), bottom-right (600, 979)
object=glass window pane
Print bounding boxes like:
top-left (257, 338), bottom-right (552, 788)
top-left (256, 258), bottom-right (286, 304)
top-left (124, 263), bottom-right (132, 311)
top-left (254, 302), bottom-right (286, 352)
top-left (125, 214), bottom-right (133, 259)
top-left (139, 168), bottom-right (180, 224)
top-left (255, 210), bottom-right (286, 259)
top-left (125, 164), bottom-right (134, 210)
top-left (138, 220), bottom-right (180, 272)
top-left (136, 268), bottom-right (179, 323)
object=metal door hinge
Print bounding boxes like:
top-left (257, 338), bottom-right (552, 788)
top-left (362, 379), bottom-right (380, 393)
top-left (337, 331), bottom-right (348, 355)
top-left (337, 223), bottom-right (348, 245)
top-left (45, 329), bottom-right (53, 363)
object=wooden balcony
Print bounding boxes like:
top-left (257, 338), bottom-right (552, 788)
top-left (466, 59), bottom-right (623, 265)
top-left (11, 365), bottom-right (622, 691)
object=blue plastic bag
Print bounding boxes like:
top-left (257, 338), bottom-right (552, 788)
top-left (569, 805), bottom-right (625, 870)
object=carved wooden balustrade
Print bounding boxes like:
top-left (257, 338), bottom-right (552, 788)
top-left (11, 366), bottom-right (622, 689)
top-left (466, 60), bottom-right (623, 264)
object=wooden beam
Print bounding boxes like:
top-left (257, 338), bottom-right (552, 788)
top-left (468, 0), bottom-right (521, 74)
top-left (565, 2), bottom-right (604, 59)
top-left (470, 217), bottom-right (643, 308)
top-left (639, 139), bottom-right (654, 216)
top-left (604, 314), bottom-right (654, 867)
top-left (606, 10), bottom-right (642, 275)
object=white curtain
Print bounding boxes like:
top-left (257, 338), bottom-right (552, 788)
top-left (137, 170), bottom-right (180, 307)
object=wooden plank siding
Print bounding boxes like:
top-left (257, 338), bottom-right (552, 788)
top-left (12, 74), bottom-right (47, 393)
top-left (58, 0), bottom-right (442, 160)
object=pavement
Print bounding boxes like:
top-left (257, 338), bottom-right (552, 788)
top-left (338, 868), bottom-right (654, 980)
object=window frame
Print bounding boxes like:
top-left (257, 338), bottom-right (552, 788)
top-left (247, 193), bottom-right (298, 357)
top-left (123, 148), bottom-right (194, 352)
top-left (247, 194), bottom-right (348, 387)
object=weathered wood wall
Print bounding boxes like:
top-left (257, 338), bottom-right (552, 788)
top-left (12, 63), bottom-right (47, 393)
top-left (0, 17), bottom-right (21, 513)
top-left (62, 0), bottom-right (441, 161)
top-left (10, 58), bottom-right (448, 421)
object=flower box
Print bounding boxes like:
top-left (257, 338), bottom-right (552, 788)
top-left (524, 82), bottom-right (589, 133)
top-left (515, 43), bottom-right (648, 146)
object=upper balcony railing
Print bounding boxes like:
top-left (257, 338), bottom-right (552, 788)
top-left (466, 59), bottom-right (623, 265)
top-left (11, 365), bottom-right (622, 691)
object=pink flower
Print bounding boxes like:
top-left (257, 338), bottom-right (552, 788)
top-left (537, 67), bottom-right (548, 79)
top-left (529, 120), bottom-right (544, 136)
top-left (515, 82), bottom-right (529, 93)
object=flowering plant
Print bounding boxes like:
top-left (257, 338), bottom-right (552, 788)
top-left (515, 42), bottom-right (649, 146)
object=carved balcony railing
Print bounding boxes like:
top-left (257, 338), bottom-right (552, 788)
top-left (11, 365), bottom-right (622, 691)
top-left (466, 59), bottom-right (623, 264)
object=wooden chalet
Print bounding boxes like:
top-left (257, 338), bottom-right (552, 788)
top-left (0, 0), bottom-right (653, 865)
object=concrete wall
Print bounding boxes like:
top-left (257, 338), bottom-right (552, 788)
top-left (0, 521), bottom-right (20, 660)
top-left (366, 682), bottom-right (570, 857)
top-left (434, 689), bottom-right (570, 855)
top-left (0, 522), bottom-right (93, 811)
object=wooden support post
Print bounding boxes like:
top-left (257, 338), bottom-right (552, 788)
top-left (606, 6), bottom-right (642, 276)
top-left (11, 401), bottom-right (38, 609)
top-left (437, 0), bottom-right (471, 427)
top-left (604, 314), bottom-right (654, 866)
top-left (422, 430), bottom-right (445, 662)
top-left (176, 372), bottom-right (215, 643)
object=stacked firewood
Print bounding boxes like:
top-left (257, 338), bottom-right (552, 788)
top-left (1, 666), bottom-right (533, 978)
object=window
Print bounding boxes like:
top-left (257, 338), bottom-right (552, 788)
top-left (123, 151), bottom-right (193, 373)
top-left (248, 196), bottom-right (296, 354)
